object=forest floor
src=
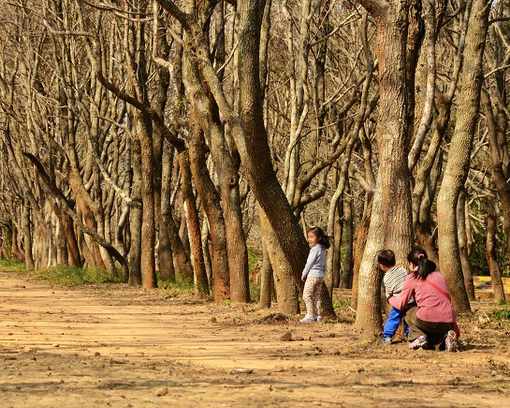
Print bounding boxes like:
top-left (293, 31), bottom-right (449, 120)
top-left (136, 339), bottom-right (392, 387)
top-left (1, 269), bottom-right (510, 408)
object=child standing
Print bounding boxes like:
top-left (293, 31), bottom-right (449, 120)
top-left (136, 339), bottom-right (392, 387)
top-left (300, 226), bottom-right (330, 323)
top-left (378, 249), bottom-right (411, 344)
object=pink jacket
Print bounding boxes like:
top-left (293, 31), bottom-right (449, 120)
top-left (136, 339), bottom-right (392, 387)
top-left (388, 271), bottom-right (456, 323)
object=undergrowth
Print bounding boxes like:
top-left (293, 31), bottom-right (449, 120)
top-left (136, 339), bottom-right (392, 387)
top-left (33, 266), bottom-right (119, 286)
top-left (0, 259), bottom-right (26, 271)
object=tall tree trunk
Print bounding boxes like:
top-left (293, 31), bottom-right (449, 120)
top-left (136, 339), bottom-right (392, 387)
top-left (182, 48), bottom-right (249, 303)
top-left (178, 151), bottom-right (209, 295)
top-left (354, 0), bottom-right (414, 331)
top-left (259, 227), bottom-right (273, 309)
top-left (482, 89), bottom-right (510, 258)
top-left (158, 141), bottom-right (176, 282)
top-left (437, 0), bottom-right (490, 313)
top-left (188, 108), bottom-right (230, 301)
top-left (58, 210), bottom-right (82, 268)
top-left (129, 134), bottom-right (143, 286)
top-left (11, 224), bottom-right (25, 262)
top-left (22, 202), bottom-right (34, 269)
top-left (350, 198), bottom-right (372, 309)
top-left (136, 112), bottom-right (157, 288)
top-left (332, 200), bottom-right (342, 289)
top-left (340, 182), bottom-right (354, 289)
top-left (486, 193), bottom-right (506, 302)
top-left (457, 189), bottom-right (475, 301)
top-left (153, 24), bottom-right (175, 283)
top-left (237, 1), bottom-right (308, 313)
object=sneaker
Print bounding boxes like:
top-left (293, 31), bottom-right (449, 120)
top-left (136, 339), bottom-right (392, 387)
top-left (316, 317), bottom-right (322, 323)
top-left (408, 335), bottom-right (428, 349)
top-left (380, 336), bottom-right (392, 345)
top-left (299, 315), bottom-right (316, 323)
top-left (444, 330), bottom-right (457, 352)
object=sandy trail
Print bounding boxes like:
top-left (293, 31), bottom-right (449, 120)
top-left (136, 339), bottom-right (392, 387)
top-left (1, 270), bottom-right (509, 407)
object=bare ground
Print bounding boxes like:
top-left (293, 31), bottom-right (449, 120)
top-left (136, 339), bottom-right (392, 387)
top-left (1, 270), bottom-right (510, 408)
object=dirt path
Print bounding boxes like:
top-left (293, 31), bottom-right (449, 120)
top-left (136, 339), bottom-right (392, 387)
top-left (1, 270), bottom-right (510, 407)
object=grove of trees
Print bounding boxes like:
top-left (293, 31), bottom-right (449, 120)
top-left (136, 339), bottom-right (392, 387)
top-left (1, 0), bottom-right (509, 332)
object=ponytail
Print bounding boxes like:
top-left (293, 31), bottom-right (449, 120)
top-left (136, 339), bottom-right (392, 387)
top-left (407, 247), bottom-right (436, 279)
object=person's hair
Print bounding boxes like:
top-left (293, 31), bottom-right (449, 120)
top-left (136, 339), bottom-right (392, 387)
top-left (377, 250), bottom-right (396, 268)
top-left (308, 226), bottom-right (331, 249)
top-left (407, 247), bottom-right (436, 279)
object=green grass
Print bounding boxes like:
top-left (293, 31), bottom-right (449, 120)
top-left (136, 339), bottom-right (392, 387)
top-left (32, 266), bottom-right (119, 286)
top-left (157, 273), bottom-right (197, 298)
top-left (333, 299), bottom-right (351, 311)
top-left (488, 307), bottom-right (510, 321)
top-left (0, 259), bottom-right (26, 272)
top-left (1, 259), bottom-right (119, 285)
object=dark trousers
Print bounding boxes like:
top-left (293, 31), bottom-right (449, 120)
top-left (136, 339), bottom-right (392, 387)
top-left (404, 306), bottom-right (453, 350)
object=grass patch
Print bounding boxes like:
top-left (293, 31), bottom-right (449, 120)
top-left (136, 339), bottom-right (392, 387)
top-left (33, 266), bottom-right (118, 286)
top-left (333, 299), bottom-right (351, 311)
top-left (488, 307), bottom-right (510, 321)
top-left (157, 273), bottom-right (196, 298)
top-left (0, 259), bottom-right (26, 272)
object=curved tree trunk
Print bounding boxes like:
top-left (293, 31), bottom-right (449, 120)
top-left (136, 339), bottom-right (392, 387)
top-left (437, 0), bottom-right (490, 313)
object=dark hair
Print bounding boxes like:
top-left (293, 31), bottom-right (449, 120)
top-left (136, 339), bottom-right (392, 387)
top-left (308, 226), bottom-right (331, 249)
top-left (377, 250), bottom-right (396, 268)
top-left (407, 247), bottom-right (436, 279)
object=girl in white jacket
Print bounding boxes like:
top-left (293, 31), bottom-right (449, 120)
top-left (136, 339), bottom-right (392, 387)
top-left (300, 226), bottom-right (330, 323)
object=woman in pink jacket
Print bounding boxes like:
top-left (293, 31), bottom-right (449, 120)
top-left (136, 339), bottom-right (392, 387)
top-left (388, 248), bottom-right (458, 351)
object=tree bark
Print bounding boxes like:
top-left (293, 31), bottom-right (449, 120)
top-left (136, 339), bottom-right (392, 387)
top-left (259, 228), bottom-right (273, 309)
top-left (340, 182), bottom-right (354, 289)
top-left (188, 108), bottom-right (230, 301)
top-left (22, 202), bottom-right (35, 269)
top-left (457, 189), bottom-right (475, 301)
top-left (486, 193), bottom-right (506, 302)
top-left (354, 1), bottom-right (414, 331)
top-left (437, 0), bottom-right (490, 313)
top-left (178, 151), bottom-right (209, 295)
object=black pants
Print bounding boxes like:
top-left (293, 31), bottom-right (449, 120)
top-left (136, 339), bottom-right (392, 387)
top-left (404, 306), bottom-right (454, 350)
